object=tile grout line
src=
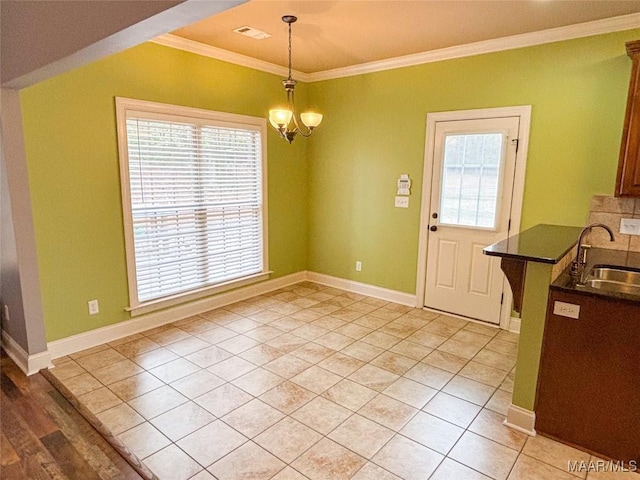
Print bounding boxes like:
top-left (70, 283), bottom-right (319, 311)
top-left (49, 281), bottom-right (586, 480)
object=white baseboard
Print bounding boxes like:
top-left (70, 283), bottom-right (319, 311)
top-left (47, 270), bottom-right (417, 360)
top-left (504, 403), bottom-right (537, 436)
top-left (306, 272), bottom-right (417, 306)
top-left (1, 330), bottom-right (53, 375)
top-left (47, 271), bottom-right (306, 359)
top-left (9, 270), bottom-right (512, 371)
top-left (509, 316), bottom-right (521, 333)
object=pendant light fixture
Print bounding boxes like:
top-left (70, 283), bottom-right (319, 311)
top-left (269, 15), bottom-right (323, 143)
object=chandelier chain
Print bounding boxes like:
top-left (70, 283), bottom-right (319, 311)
top-left (287, 21), bottom-right (293, 80)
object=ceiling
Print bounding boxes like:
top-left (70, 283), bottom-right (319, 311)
top-left (171, 0), bottom-right (640, 74)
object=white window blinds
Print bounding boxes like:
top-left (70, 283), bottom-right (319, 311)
top-left (118, 100), bottom-right (266, 306)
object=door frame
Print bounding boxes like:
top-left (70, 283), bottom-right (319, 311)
top-left (415, 106), bottom-right (532, 330)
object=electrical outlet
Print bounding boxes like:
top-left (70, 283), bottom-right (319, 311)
top-left (553, 301), bottom-right (580, 319)
top-left (355, 261), bottom-right (362, 272)
top-left (88, 299), bottom-right (99, 315)
top-left (620, 218), bottom-right (640, 235)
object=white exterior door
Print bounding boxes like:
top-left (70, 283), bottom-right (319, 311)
top-left (424, 116), bottom-right (520, 324)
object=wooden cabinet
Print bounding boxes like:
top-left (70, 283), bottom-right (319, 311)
top-left (616, 40), bottom-right (640, 196)
top-left (535, 289), bottom-right (640, 464)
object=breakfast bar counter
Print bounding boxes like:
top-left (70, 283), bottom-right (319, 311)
top-left (483, 224), bottom-right (581, 434)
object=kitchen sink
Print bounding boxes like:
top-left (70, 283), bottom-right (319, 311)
top-left (579, 265), bottom-right (640, 296)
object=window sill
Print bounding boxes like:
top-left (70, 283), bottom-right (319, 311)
top-left (126, 271), bottom-right (272, 317)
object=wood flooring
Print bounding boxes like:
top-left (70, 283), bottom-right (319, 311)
top-left (0, 350), bottom-right (143, 480)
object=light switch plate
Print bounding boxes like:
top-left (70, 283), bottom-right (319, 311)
top-left (395, 196), bottom-right (409, 208)
top-left (553, 301), bottom-right (580, 319)
top-left (620, 218), bottom-right (640, 235)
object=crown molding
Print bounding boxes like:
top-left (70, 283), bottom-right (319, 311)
top-left (152, 13), bottom-right (640, 83)
top-left (308, 13), bottom-right (640, 82)
top-left (151, 34), bottom-right (311, 82)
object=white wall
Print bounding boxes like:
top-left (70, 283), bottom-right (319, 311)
top-left (0, 143), bottom-right (28, 348)
top-left (0, 89), bottom-right (47, 354)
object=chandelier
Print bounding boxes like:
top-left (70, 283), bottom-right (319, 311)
top-left (268, 15), bottom-right (323, 143)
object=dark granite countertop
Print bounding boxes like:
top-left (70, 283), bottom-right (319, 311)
top-left (551, 248), bottom-right (640, 302)
top-left (483, 224), bottom-right (583, 264)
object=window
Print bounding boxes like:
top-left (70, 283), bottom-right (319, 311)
top-left (116, 98), bottom-right (268, 312)
top-left (439, 133), bottom-right (504, 229)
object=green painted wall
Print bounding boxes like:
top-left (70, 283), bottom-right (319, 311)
top-left (20, 43), bottom-right (309, 341)
top-left (513, 262), bottom-right (554, 411)
top-left (306, 30), bottom-right (640, 294)
top-left (18, 29), bottom-right (640, 343)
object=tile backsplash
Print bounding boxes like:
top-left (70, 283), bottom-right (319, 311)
top-left (586, 195), bottom-right (640, 252)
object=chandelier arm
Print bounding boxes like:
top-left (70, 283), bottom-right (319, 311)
top-left (287, 82), bottom-right (314, 137)
top-left (285, 85), bottom-right (299, 133)
top-left (287, 87), bottom-right (296, 116)
top-left (295, 125), bottom-right (314, 137)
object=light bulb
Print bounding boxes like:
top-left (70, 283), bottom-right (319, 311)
top-left (269, 109), bottom-right (293, 129)
top-left (300, 112), bottom-right (323, 128)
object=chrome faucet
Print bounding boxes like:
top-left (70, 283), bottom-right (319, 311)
top-left (569, 223), bottom-right (615, 281)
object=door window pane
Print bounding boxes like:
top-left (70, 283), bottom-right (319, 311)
top-left (439, 133), bottom-right (503, 229)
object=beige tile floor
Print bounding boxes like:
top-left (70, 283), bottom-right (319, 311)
top-left (49, 282), bottom-right (639, 480)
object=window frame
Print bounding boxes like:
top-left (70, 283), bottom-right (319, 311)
top-left (115, 97), bottom-right (269, 315)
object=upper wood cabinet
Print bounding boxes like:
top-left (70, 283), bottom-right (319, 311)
top-left (616, 40), bottom-right (640, 197)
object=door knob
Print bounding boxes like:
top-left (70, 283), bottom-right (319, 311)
top-left (432, 213), bottom-right (438, 219)
top-left (430, 225), bottom-right (438, 232)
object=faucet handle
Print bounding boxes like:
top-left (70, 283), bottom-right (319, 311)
top-left (570, 260), bottom-right (583, 280)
